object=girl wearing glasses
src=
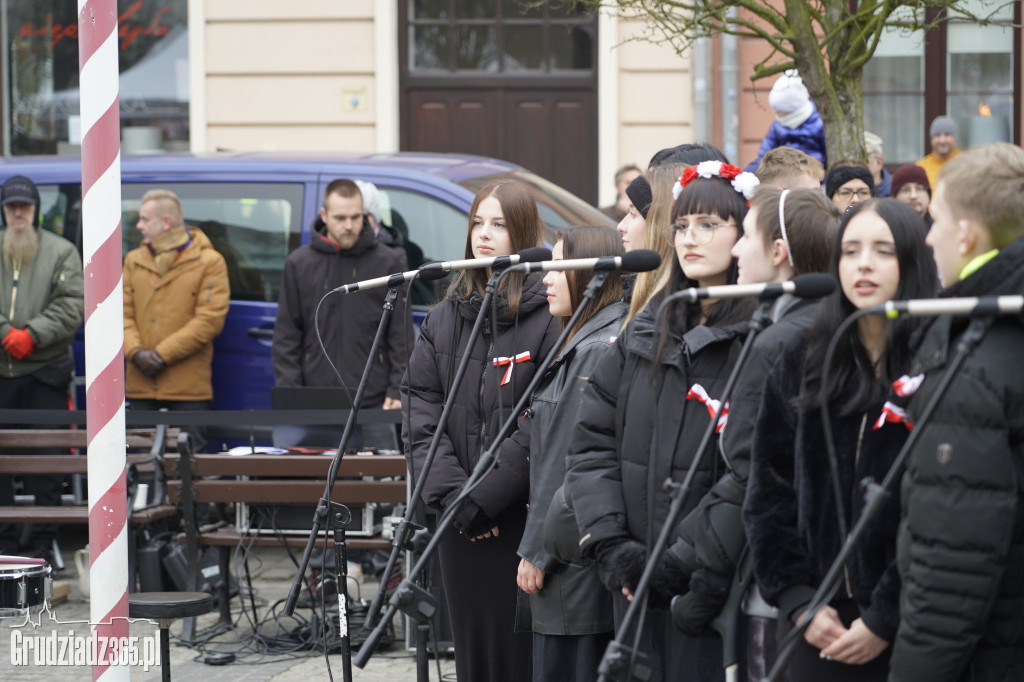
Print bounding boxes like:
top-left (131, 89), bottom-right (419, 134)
top-left (566, 162), bottom-right (758, 681)
top-left (743, 199), bottom-right (936, 681)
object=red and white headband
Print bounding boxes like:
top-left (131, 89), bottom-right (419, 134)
top-left (673, 161), bottom-right (760, 203)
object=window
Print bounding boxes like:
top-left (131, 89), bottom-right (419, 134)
top-left (4, 0), bottom-right (189, 155)
top-left (378, 187), bottom-right (467, 306)
top-left (863, 3), bottom-right (1017, 164)
top-left (409, 0), bottom-right (594, 73)
top-left (120, 183), bottom-right (304, 303)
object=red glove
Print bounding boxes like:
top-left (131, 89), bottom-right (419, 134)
top-left (2, 327), bottom-right (35, 359)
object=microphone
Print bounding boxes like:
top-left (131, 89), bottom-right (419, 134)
top-left (673, 273), bottom-right (836, 303)
top-left (867, 295), bottom-right (1024, 318)
top-left (419, 246), bottom-right (551, 274)
top-left (507, 249), bottom-right (661, 274)
top-left (334, 266), bottom-right (448, 294)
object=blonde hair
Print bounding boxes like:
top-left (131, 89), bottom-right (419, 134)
top-left (141, 189), bottom-right (184, 228)
top-left (937, 142), bottom-right (1024, 248)
top-left (756, 146), bottom-right (825, 187)
top-left (625, 162), bottom-right (687, 324)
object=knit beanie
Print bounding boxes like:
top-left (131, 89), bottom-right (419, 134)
top-left (769, 71), bottom-right (810, 114)
top-left (929, 116), bottom-right (957, 138)
top-left (353, 179), bottom-right (381, 223)
top-left (825, 165), bottom-right (875, 199)
top-left (625, 175), bottom-right (653, 219)
top-left (890, 164), bottom-right (931, 197)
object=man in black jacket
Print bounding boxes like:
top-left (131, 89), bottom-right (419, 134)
top-left (272, 179), bottom-right (411, 449)
top-left (890, 142), bottom-right (1024, 682)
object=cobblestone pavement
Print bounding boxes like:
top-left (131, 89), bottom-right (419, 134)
top-left (1, 530), bottom-right (454, 681)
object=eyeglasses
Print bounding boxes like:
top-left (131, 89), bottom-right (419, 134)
top-left (835, 188), bottom-right (872, 201)
top-left (665, 221), bottom-right (736, 245)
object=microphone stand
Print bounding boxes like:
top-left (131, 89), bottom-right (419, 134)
top-left (763, 314), bottom-right (995, 682)
top-left (355, 270), bottom-right (612, 668)
top-left (596, 295), bottom-right (775, 682)
top-left (283, 280), bottom-right (405, 619)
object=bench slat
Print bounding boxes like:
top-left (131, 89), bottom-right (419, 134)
top-left (168, 480), bottom-right (406, 504)
top-left (0, 428), bottom-right (178, 450)
top-left (163, 453), bottom-right (406, 478)
top-left (0, 505), bottom-right (177, 524)
top-left (0, 454), bottom-right (157, 475)
top-left (177, 529), bottom-right (392, 551)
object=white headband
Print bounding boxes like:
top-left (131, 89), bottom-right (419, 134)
top-left (778, 189), bottom-right (795, 267)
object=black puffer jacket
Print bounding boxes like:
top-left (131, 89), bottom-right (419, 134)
top-left (272, 219), bottom-right (411, 406)
top-left (566, 305), bottom-right (747, 562)
top-left (743, 331), bottom-right (904, 642)
top-left (890, 236), bottom-right (1024, 682)
top-left (402, 274), bottom-right (559, 516)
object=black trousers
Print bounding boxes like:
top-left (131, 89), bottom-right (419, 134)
top-left (0, 373), bottom-right (69, 553)
top-left (533, 630), bottom-right (613, 682)
top-left (127, 398), bottom-right (210, 452)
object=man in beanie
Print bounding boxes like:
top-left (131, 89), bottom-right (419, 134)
top-left (825, 161), bottom-right (874, 213)
top-left (601, 164), bottom-right (641, 222)
top-left (617, 173), bottom-right (651, 252)
top-left (0, 175), bottom-right (84, 563)
top-left (744, 70), bottom-right (827, 173)
top-left (123, 189), bottom-right (229, 450)
top-left (916, 115), bottom-right (961, 190)
top-left (864, 131), bottom-right (891, 197)
top-left (891, 163), bottom-right (932, 228)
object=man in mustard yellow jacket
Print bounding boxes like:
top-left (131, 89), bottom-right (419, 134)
top-left (123, 189), bottom-right (229, 448)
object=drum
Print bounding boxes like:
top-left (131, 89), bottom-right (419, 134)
top-left (0, 555), bottom-right (52, 618)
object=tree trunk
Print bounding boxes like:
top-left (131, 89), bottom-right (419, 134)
top-left (810, 70), bottom-right (866, 168)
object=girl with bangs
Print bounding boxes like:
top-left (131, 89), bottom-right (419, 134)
top-left (403, 182), bottom-right (559, 682)
top-left (565, 163), bottom-right (760, 681)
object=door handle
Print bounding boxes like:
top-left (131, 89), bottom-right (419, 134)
top-left (247, 327), bottom-right (274, 339)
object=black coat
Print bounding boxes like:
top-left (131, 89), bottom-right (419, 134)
top-left (402, 274), bottom-right (559, 515)
top-left (272, 220), bottom-right (411, 406)
top-left (566, 305), bottom-right (747, 564)
top-left (519, 301), bottom-right (625, 635)
top-left (743, 331), bottom-right (904, 642)
top-left (890, 237), bottom-right (1024, 682)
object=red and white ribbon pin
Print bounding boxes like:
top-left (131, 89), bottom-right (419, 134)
top-left (892, 373), bottom-right (924, 398)
top-left (874, 401), bottom-right (915, 431)
top-left (686, 383), bottom-right (729, 433)
top-left (492, 351), bottom-right (531, 386)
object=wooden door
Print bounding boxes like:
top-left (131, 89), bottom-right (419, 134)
top-left (399, 1), bottom-right (599, 205)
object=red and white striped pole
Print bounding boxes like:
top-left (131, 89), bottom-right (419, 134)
top-left (78, 1), bottom-right (129, 680)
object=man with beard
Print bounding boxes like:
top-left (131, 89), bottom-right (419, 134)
top-left (0, 175), bottom-right (84, 563)
top-left (916, 115), bottom-right (961, 191)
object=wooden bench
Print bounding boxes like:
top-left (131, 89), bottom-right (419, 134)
top-left (0, 426), bottom-right (180, 581)
top-left (165, 435), bottom-right (408, 624)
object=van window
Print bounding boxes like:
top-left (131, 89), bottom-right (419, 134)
top-left (121, 183), bottom-right (304, 303)
top-left (378, 187), bottom-right (466, 307)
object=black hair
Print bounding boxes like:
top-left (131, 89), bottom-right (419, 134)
top-left (649, 143), bottom-right (729, 169)
top-left (651, 177), bottom-right (754, 363)
top-left (796, 198), bottom-right (938, 414)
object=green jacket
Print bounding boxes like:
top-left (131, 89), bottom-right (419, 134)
top-left (0, 228), bottom-right (85, 378)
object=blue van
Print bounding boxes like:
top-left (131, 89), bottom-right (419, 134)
top-left (0, 152), bottom-right (612, 411)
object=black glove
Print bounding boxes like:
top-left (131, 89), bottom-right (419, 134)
top-left (670, 568), bottom-right (733, 636)
top-left (451, 499), bottom-right (495, 539)
top-left (133, 349), bottom-right (166, 377)
top-left (595, 537), bottom-right (646, 594)
top-left (648, 550), bottom-right (690, 608)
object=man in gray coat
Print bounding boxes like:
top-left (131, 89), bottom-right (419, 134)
top-left (0, 175), bottom-right (84, 563)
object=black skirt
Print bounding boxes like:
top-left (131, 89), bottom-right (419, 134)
top-left (436, 503), bottom-right (533, 682)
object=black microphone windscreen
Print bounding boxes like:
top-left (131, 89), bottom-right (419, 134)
top-left (419, 267), bottom-right (449, 282)
top-left (791, 273), bottom-right (836, 299)
top-left (518, 246), bottom-right (552, 263)
top-left (621, 249), bottom-right (661, 273)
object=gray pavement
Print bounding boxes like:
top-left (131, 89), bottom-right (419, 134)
top-left (1, 529), bottom-right (455, 681)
